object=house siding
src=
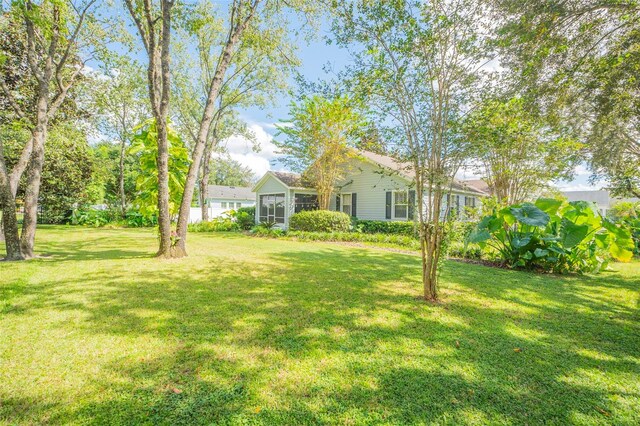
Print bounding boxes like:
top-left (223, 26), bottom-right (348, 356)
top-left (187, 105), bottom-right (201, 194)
top-left (254, 159), bottom-right (485, 229)
top-left (331, 160), bottom-right (414, 221)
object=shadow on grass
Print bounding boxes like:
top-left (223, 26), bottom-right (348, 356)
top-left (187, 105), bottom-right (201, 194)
top-left (2, 237), bottom-right (639, 424)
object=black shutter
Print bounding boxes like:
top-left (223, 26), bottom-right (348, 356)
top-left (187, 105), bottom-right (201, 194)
top-left (351, 193), bottom-right (357, 217)
top-left (336, 195), bottom-right (340, 212)
top-left (385, 191), bottom-right (392, 219)
top-left (408, 190), bottom-right (416, 220)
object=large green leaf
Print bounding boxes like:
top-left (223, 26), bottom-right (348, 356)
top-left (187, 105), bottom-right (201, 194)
top-left (510, 204), bottom-right (550, 227)
top-left (535, 198), bottom-right (563, 215)
top-left (467, 228), bottom-right (491, 244)
top-left (560, 219), bottom-right (589, 248)
top-left (603, 220), bottom-right (635, 262)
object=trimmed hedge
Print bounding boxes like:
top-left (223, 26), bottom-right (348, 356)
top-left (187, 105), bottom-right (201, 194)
top-left (355, 220), bottom-right (416, 236)
top-left (286, 231), bottom-right (420, 249)
top-left (289, 210), bottom-right (352, 232)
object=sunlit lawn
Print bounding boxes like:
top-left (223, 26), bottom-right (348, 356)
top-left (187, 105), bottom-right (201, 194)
top-left (1, 226), bottom-right (639, 425)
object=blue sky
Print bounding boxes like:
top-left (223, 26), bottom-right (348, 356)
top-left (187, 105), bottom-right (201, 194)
top-left (101, 2), bottom-right (597, 191)
top-left (223, 20), bottom-right (596, 191)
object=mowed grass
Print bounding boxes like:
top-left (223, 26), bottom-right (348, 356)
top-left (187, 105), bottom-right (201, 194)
top-left (1, 227), bottom-right (639, 425)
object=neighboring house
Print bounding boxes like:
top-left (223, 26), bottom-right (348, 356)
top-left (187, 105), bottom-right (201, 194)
top-left (562, 190), bottom-right (639, 217)
top-left (190, 185), bottom-right (256, 223)
top-left (252, 150), bottom-right (487, 228)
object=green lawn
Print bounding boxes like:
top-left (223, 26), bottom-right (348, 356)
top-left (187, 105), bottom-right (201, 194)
top-left (1, 226), bottom-right (639, 425)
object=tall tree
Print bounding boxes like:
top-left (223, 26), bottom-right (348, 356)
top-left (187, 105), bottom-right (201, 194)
top-left (0, 0), bottom-right (101, 260)
top-left (462, 97), bottom-right (582, 204)
top-left (171, 0), bottom-right (290, 222)
top-left (92, 56), bottom-right (148, 216)
top-left (124, 0), bottom-right (175, 257)
top-left (208, 155), bottom-right (256, 187)
top-left (172, 0), bottom-right (278, 257)
top-left (333, 0), bottom-right (490, 300)
top-left (275, 95), bottom-right (364, 210)
top-left (493, 0), bottom-right (640, 197)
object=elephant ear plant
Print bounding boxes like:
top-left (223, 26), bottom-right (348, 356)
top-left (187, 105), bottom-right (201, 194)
top-left (468, 198), bottom-right (634, 273)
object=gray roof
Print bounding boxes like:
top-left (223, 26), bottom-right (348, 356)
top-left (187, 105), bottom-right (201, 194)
top-left (207, 185), bottom-right (255, 200)
top-left (272, 171), bottom-right (304, 188)
top-left (461, 179), bottom-right (490, 195)
top-left (358, 150), bottom-right (488, 195)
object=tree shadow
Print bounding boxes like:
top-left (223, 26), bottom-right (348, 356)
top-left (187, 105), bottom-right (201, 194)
top-left (2, 237), bottom-right (639, 424)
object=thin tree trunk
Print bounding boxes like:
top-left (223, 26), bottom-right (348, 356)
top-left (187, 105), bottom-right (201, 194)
top-left (174, 0), bottom-right (260, 256)
top-left (119, 136), bottom-right (127, 218)
top-left (200, 144), bottom-right (212, 222)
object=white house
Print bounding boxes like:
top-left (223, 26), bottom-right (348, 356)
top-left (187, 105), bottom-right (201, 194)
top-left (562, 190), bottom-right (639, 217)
top-left (252, 150), bottom-right (487, 228)
top-left (190, 185), bottom-right (256, 223)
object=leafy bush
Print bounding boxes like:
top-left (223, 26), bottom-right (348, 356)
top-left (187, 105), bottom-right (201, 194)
top-left (251, 226), bottom-right (285, 237)
top-left (71, 208), bottom-right (117, 227)
top-left (468, 198), bottom-right (635, 273)
top-left (355, 220), bottom-right (416, 236)
top-left (70, 207), bottom-right (157, 228)
top-left (448, 242), bottom-right (483, 260)
top-left (229, 206), bottom-right (255, 230)
top-left (289, 210), bottom-right (351, 232)
top-left (124, 210), bottom-right (158, 228)
top-left (188, 217), bottom-right (239, 232)
top-left (609, 202), bottom-right (640, 256)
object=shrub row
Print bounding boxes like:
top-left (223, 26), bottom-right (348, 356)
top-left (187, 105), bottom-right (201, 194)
top-left (355, 220), bottom-right (416, 236)
top-left (289, 210), bottom-right (351, 232)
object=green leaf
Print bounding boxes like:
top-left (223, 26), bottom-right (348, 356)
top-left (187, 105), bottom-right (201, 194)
top-left (533, 248), bottom-right (549, 258)
top-left (535, 198), bottom-right (563, 215)
top-left (560, 219), bottom-right (589, 248)
top-left (511, 204), bottom-right (550, 227)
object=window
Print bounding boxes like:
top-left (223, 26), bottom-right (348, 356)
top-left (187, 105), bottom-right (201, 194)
top-left (464, 196), bottom-right (476, 208)
top-left (394, 191), bottom-right (408, 219)
top-left (295, 193), bottom-right (318, 213)
top-left (221, 202), bottom-right (228, 209)
top-left (341, 193), bottom-right (352, 216)
top-left (259, 193), bottom-right (285, 224)
top-left (236, 202), bottom-right (242, 209)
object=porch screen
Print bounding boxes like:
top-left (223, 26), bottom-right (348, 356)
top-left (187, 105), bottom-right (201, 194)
top-left (259, 194), bottom-right (285, 223)
top-left (294, 194), bottom-right (318, 213)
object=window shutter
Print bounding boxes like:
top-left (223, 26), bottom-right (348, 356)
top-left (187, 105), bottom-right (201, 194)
top-left (385, 191), bottom-right (392, 219)
top-left (336, 195), bottom-right (340, 211)
top-left (351, 193), bottom-right (357, 217)
top-left (408, 190), bottom-right (416, 220)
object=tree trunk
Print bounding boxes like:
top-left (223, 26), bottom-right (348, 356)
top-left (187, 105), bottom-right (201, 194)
top-left (1, 192), bottom-right (23, 261)
top-left (119, 136), bottom-right (127, 218)
top-left (200, 145), bottom-right (211, 222)
top-left (174, 3), bottom-right (259, 256)
top-left (0, 153), bottom-right (23, 260)
top-left (150, 0), bottom-right (178, 258)
top-left (155, 120), bottom-right (173, 258)
top-left (20, 131), bottom-right (45, 259)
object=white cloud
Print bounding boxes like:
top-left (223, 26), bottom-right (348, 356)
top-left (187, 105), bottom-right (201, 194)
top-left (217, 122), bottom-right (288, 177)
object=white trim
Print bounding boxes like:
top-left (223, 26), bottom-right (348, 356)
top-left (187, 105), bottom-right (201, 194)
top-left (340, 192), bottom-right (353, 216)
top-left (258, 192), bottom-right (286, 224)
top-left (392, 190), bottom-right (409, 220)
